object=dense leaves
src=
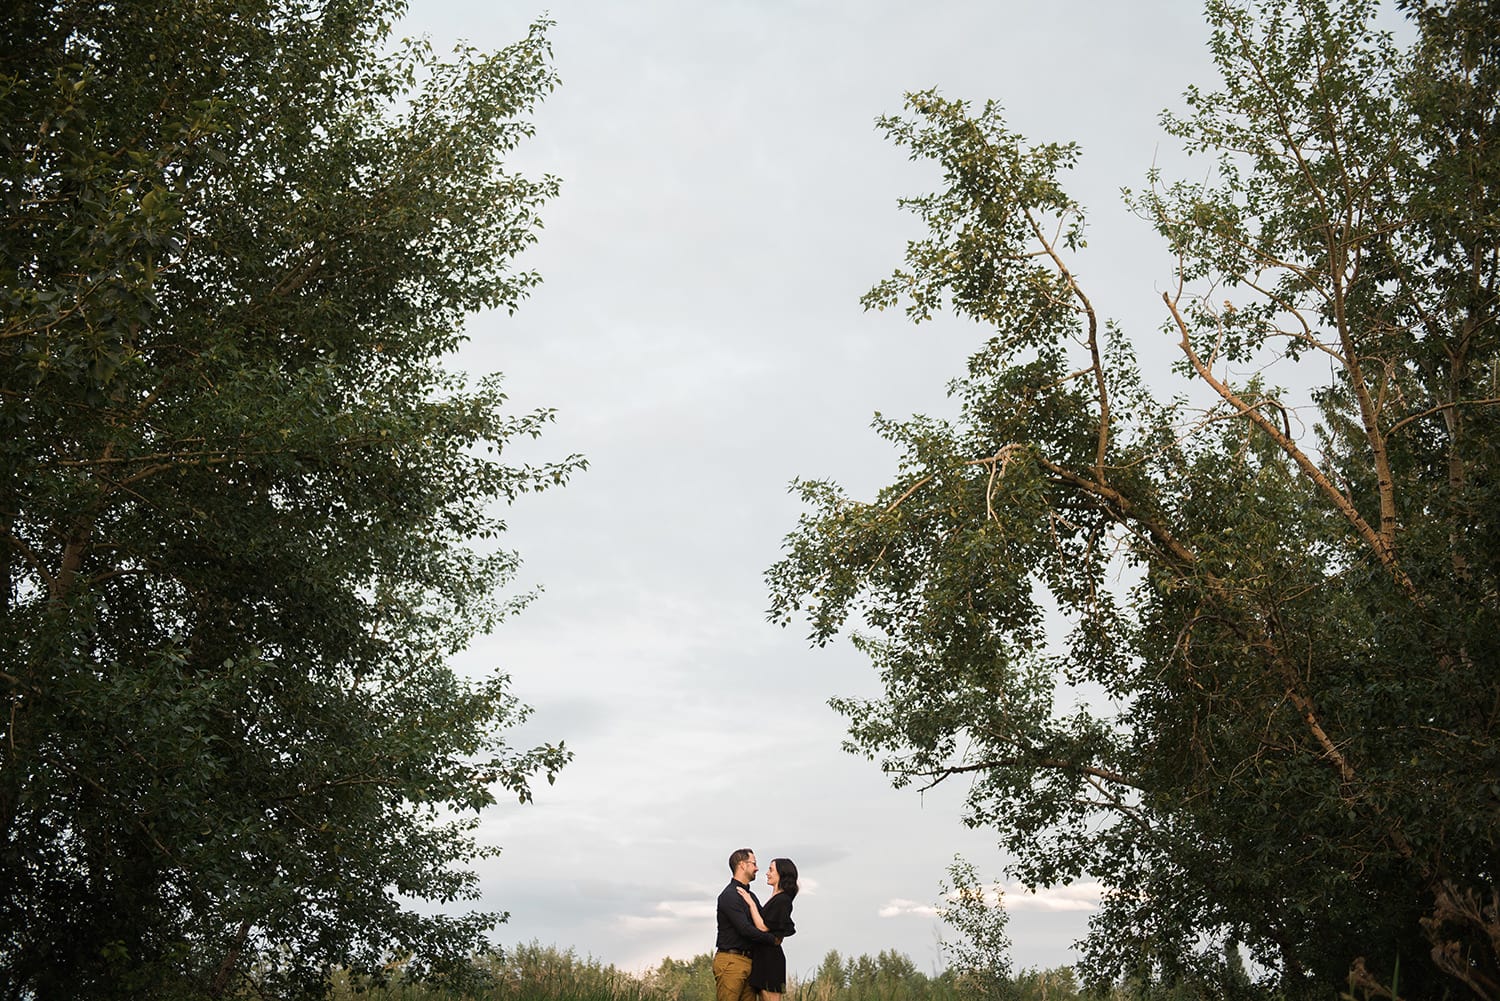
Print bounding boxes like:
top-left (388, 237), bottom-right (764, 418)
top-left (0, 1), bottom-right (581, 997)
top-left (769, 1), bottom-right (1499, 997)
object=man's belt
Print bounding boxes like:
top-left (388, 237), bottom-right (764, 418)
top-left (718, 947), bottom-right (753, 957)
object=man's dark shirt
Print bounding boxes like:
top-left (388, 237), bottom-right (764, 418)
top-left (715, 879), bottom-right (776, 951)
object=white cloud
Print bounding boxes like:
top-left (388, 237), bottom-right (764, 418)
top-left (999, 882), bottom-right (1104, 913)
top-left (615, 897), bottom-right (716, 934)
top-left (934, 881), bottom-right (1104, 914)
top-left (652, 899), bottom-right (717, 921)
top-left (879, 899), bottom-right (939, 919)
top-left (882, 882), bottom-right (1101, 922)
top-left (618, 914), bottom-right (680, 932)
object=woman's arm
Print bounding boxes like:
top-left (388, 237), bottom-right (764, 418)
top-left (765, 895), bottom-right (795, 938)
top-left (736, 887), bottom-right (770, 933)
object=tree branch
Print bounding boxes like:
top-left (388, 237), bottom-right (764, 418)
top-left (1163, 290), bottom-right (1421, 604)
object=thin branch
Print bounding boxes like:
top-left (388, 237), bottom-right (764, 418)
top-left (908, 756), bottom-right (1145, 792)
top-left (884, 474), bottom-right (937, 515)
top-left (1385, 396), bottom-right (1500, 440)
top-left (1163, 289), bottom-right (1421, 604)
top-left (1022, 206), bottom-right (1108, 474)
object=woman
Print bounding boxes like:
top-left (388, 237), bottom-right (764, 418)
top-left (737, 857), bottom-right (798, 1001)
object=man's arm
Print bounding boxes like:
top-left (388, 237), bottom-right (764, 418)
top-left (718, 887), bottom-right (776, 944)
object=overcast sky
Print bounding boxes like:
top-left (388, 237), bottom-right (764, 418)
top-left (404, 0), bottom-right (1222, 978)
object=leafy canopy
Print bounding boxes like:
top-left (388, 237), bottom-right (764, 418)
top-left (769, 1), bottom-right (1499, 997)
top-left (0, 1), bottom-right (582, 997)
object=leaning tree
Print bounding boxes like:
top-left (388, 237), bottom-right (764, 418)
top-left (769, 1), bottom-right (1499, 996)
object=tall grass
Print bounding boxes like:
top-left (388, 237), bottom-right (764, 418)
top-left (330, 943), bottom-right (672, 1001)
top-left (328, 941), bottom-right (1084, 1001)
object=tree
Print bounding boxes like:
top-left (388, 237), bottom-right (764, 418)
top-left (812, 948), bottom-right (852, 999)
top-left (767, 0), bottom-right (1498, 997)
top-left (845, 949), bottom-right (933, 1001)
top-left (645, 951), bottom-right (719, 1001)
top-left (0, 1), bottom-right (582, 997)
top-left (937, 858), bottom-right (1012, 1001)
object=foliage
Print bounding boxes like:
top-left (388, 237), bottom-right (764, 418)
top-left (767, 0), bottom-right (1499, 997)
top-left (338, 943), bottom-right (1082, 1001)
top-left (938, 858), bottom-right (1012, 1001)
top-left (643, 951), bottom-right (720, 1001)
top-left (477, 943), bottom-right (657, 1001)
top-left (0, 1), bottom-right (581, 997)
top-left (331, 943), bottom-right (655, 1001)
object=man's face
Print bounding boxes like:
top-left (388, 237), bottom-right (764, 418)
top-left (739, 853), bottom-right (759, 883)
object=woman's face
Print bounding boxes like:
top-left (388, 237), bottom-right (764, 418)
top-left (767, 862), bottom-right (780, 889)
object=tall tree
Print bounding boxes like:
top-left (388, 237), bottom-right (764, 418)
top-left (768, 0), bottom-right (1499, 997)
top-left (0, 1), bottom-right (581, 997)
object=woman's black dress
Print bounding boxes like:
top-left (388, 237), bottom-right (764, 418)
top-left (748, 893), bottom-right (795, 993)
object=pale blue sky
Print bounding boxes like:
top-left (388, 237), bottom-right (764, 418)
top-left (407, 0), bottom-right (1219, 977)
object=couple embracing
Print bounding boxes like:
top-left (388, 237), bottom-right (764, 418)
top-left (713, 848), bottom-right (800, 1001)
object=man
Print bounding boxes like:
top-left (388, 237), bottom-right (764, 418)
top-left (714, 847), bottom-right (778, 1001)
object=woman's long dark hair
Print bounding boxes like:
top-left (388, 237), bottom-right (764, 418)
top-left (773, 858), bottom-right (799, 899)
